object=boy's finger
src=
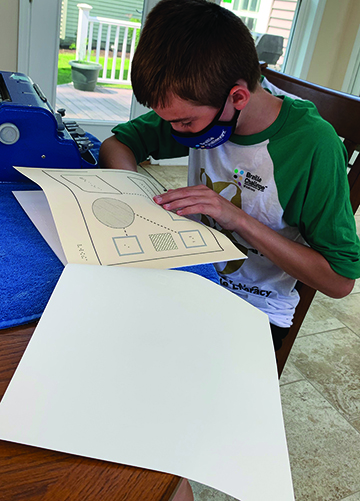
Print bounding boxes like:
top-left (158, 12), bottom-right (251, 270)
top-left (153, 186), bottom-right (207, 204)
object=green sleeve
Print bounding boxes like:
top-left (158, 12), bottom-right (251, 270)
top-left (111, 111), bottom-right (189, 164)
top-left (271, 101), bottom-right (360, 279)
top-left (301, 140), bottom-right (360, 279)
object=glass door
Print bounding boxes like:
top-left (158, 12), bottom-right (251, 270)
top-left (56, 0), bottom-right (151, 141)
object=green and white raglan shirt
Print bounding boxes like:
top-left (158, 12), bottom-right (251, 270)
top-left (112, 93), bottom-right (360, 327)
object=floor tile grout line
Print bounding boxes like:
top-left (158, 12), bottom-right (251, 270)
top-left (297, 324), bottom-right (348, 338)
top-left (340, 489), bottom-right (360, 501)
top-left (333, 318), bottom-right (360, 340)
top-left (343, 322), bottom-right (360, 339)
top-left (279, 379), bottom-right (305, 387)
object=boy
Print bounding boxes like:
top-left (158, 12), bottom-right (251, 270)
top-left (99, 0), bottom-right (360, 350)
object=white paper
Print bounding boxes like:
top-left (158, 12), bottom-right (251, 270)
top-left (14, 167), bottom-right (246, 269)
top-left (0, 264), bottom-right (294, 501)
top-left (13, 190), bottom-right (67, 265)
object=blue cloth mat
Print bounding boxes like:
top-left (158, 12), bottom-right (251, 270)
top-left (0, 182), bottom-right (64, 329)
top-left (175, 264), bottom-right (220, 283)
top-left (0, 134), bottom-right (219, 329)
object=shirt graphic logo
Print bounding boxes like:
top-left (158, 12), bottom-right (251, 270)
top-left (232, 168), bottom-right (244, 188)
top-left (243, 172), bottom-right (268, 192)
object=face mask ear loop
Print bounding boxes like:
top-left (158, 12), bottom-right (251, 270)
top-left (213, 96), bottom-right (229, 122)
top-left (231, 109), bottom-right (241, 134)
top-left (216, 85), bottom-right (241, 124)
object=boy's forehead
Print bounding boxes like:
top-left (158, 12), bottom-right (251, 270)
top-left (153, 95), bottom-right (216, 122)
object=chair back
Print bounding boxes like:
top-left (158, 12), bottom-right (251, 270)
top-left (261, 65), bottom-right (360, 376)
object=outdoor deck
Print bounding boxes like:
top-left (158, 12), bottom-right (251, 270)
top-left (55, 83), bottom-right (133, 122)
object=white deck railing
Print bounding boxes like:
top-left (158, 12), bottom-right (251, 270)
top-left (76, 3), bottom-right (141, 85)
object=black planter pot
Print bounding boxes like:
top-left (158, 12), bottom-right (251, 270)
top-left (69, 60), bottom-right (103, 91)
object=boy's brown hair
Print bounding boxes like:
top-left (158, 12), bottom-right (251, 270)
top-left (131, 0), bottom-right (261, 109)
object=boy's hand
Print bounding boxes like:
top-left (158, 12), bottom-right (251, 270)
top-left (153, 185), bottom-right (355, 299)
top-left (153, 185), bottom-right (241, 231)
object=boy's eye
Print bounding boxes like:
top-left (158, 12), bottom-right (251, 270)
top-left (180, 121), bottom-right (192, 128)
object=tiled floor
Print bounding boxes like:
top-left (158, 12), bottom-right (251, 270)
top-left (144, 163), bottom-right (360, 501)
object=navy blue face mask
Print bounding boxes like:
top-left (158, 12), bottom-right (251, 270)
top-left (171, 95), bottom-right (240, 150)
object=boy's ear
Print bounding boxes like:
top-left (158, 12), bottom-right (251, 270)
top-left (230, 84), bottom-right (251, 110)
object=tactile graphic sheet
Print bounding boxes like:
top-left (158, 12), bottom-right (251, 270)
top-left (15, 167), bottom-right (245, 269)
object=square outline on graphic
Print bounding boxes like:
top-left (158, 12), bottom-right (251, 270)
top-left (179, 230), bottom-right (206, 249)
top-left (113, 236), bottom-right (144, 256)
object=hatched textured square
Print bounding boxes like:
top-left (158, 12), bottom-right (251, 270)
top-left (149, 232), bottom-right (178, 252)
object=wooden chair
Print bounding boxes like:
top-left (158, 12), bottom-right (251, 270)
top-left (260, 65), bottom-right (360, 377)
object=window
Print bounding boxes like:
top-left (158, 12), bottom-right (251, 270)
top-left (240, 0), bottom-right (260, 13)
top-left (221, 0), bottom-right (267, 32)
top-left (221, 0), bottom-right (301, 69)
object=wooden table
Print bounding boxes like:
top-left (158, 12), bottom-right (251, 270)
top-left (0, 322), bottom-right (181, 500)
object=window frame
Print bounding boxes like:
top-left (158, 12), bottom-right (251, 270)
top-left (282, 0), bottom-right (327, 78)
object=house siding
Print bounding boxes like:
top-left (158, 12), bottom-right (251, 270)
top-left (266, 0), bottom-right (299, 67)
top-left (60, 0), bottom-right (144, 47)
